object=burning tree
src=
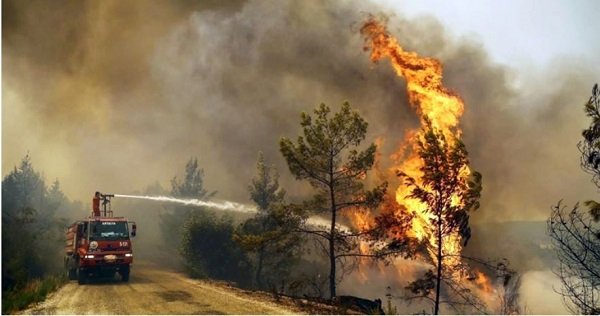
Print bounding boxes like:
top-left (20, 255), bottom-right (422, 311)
top-left (359, 17), bottom-right (493, 314)
top-left (279, 102), bottom-right (387, 299)
top-left (548, 84), bottom-right (600, 314)
top-left (400, 121), bottom-right (483, 314)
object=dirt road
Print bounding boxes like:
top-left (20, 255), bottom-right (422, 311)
top-left (21, 262), bottom-right (299, 315)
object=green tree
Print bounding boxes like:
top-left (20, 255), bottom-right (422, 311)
top-left (2, 155), bottom-right (47, 291)
top-left (46, 180), bottom-right (67, 213)
top-left (181, 212), bottom-right (252, 286)
top-left (2, 155), bottom-right (78, 292)
top-left (171, 158), bottom-right (212, 198)
top-left (37, 179), bottom-right (72, 272)
top-left (234, 152), bottom-right (301, 289)
top-left (279, 102), bottom-right (386, 299)
top-left (2, 154), bottom-right (46, 214)
top-left (160, 157), bottom-right (216, 251)
top-left (168, 157), bottom-right (252, 285)
top-left (2, 155), bottom-right (83, 313)
top-left (399, 121), bottom-right (482, 314)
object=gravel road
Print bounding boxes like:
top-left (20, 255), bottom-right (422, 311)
top-left (21, 262), bottom-right (298, 315)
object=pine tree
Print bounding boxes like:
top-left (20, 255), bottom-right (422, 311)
top-left (161, 157), bottom-right (216, 251)
top-left (400, 120), bottom-right (482, 314)
top-left (234, 152), bottom-right (300, 289)
top-left (279, 102), bottom-right (386, 299)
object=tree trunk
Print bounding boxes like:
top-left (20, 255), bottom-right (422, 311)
top-left (329, 208), bottom-right (336, 299)
top-left (328, 153), bottom-right (337, 300)
top-left (256, 246), bottom-right (265, 289)
top-left (255, 216), bottom-right (268, 290)
top-left (434, 212), bottom-right (443, 315)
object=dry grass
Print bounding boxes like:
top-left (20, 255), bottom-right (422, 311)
top-left (2, 275), bottom-right (65, 314)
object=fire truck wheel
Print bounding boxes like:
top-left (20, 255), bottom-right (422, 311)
top-left (64, 259), bottom-right (76, 280)
top-left (77, 269), bottom-right (87, 285)
top-left (121, 266), bottom-right (130, 282)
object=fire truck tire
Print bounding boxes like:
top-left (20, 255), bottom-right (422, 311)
top-left (77, 269), bottom-right (87, 285)
top-left (64, 258), bottom-right (77, 280)
top-left (121, 266), bottom-right (130, 282)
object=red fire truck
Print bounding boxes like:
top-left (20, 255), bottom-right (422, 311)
top-left (64, 193), bottom-right (137, 284)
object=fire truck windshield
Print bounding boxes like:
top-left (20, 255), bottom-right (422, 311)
top-left (90, 221), bottom-right (129, 240)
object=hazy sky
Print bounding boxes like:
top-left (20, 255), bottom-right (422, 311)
top-left (378, 0), bottom-right (600, 68)
top-left (2, 3), bottom-right (594, 312)
top-left (3, 0), bottom-right (598, 221)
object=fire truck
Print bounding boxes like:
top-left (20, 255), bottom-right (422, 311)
top-left (64, 193), bottom-right (137, 284)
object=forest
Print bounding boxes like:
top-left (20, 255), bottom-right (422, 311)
top-left (3, 84), bottom-right (599, 314)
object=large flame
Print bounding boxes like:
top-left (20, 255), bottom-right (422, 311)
top-left (354, 16), bottom-right (496, 306)
top-left (360, 17), bottom-right (467, 269)
top-left (360, 19), bottom-right (464, 136)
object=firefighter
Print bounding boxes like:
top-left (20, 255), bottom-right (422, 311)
top-left (93, 191), bottom-right (102, 216)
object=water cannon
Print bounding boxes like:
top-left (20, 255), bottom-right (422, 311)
top-left (101, 193), bottom-right (114, 204)
top-left (101, 193), bottom-right (115, 216)
top-left (93, 192), bottom-right (116, 217)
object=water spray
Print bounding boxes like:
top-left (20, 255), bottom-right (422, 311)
top-left (114, 194), bottom-right (350, 231)
top-left (114, 194), bottom-right (258, 213)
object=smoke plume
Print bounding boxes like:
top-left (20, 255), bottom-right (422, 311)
top-left (3, 0), bottom-right (599, 312)
top-left (4, 0), bottom-right (597, 221)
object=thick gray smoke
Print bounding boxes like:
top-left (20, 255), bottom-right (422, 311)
top-left (4, 0), bottom-right (597, 221)
top-left (3, 0), bottom-right (598, 312)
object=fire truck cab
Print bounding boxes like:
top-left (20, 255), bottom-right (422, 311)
top-left (64, 193), bottom-right (136, 284)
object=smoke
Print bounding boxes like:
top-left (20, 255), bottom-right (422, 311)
top-left (4, 0), bottom-right (598, 223)
top-left (3, 0), bottom-right (599, 309)
top-left (519, 270), bottom-right (569, 314)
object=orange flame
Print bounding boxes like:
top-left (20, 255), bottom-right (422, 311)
top-left (360, 17), bottom-right (469, 270)
top-left (474, 271), bottom-right (494, 294)
top-left (360, 18), bottom-right (464, 136)
top-left (346, 16), bottom-right (499, 309)
top-left (345, 208), bottom-right (374, 282)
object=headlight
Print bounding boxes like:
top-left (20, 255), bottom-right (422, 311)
top-left (84, 255), bottom-right (95, 259)
top-left (125, 253), bottom-right (133, 257)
